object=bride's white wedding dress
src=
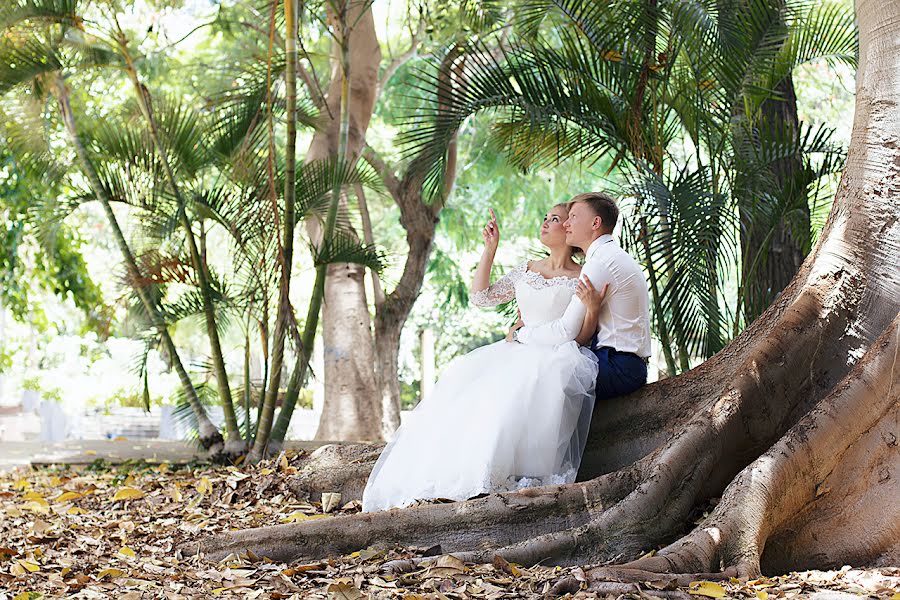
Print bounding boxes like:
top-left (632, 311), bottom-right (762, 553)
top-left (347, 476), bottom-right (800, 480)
top-left (362, 261), bottom-right (599, 513)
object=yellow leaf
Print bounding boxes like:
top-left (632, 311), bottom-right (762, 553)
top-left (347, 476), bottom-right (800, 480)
top-left (112, 487), bottom-right (144, 501)
top-left (157, 463), bottom-right (170, 473)
top-left (13, 593), bottom-right (43, 600)
top-left (18, 559), bottom-right (40, 573)
top-left (602, 50), bottom-right (622, 62)
top-left (84, 450), bottom-right (97, 455)
top-left (14, 478), bottom-right (30, 490)
top-left (280, 454), bottom-right (289, 472)
top-left (113, 436), bottom-right (128, 441)
top-left (61, 567), bottom-right (71, 576)
top-left (259, 468), bottom-right (274, 475)
top-left (22, 491), bottom-right (44, 502)
top-left (281, 511), bottom-right (328, 523)
top-left (118, 546), bottom-right (136, 559)
top-left (168, 487), bottom-right (183, 502)
top-left (756, 592), bottom-right (768, 600)
top-left (55, 491), bottom-right (83, 503)
top-left (22, 500), bottom-right (49, 513)
top-left (212, 588), bottom-right (227, 595)
top-left (97, 568), bottom-right (126, 579)
top-left (67, 507), bottom-right (86, 515)
top-left (195, 477), bottom-right (212, 495)
top-left (890, 594), bottom-right (900, 600)
top-left (689, 581), bottom-right (726, 598)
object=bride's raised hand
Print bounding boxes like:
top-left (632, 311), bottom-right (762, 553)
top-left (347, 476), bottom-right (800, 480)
top-left (481, 208), bottom-right (500, 253)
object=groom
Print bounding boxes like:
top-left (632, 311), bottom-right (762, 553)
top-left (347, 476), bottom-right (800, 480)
top-left (511, 192), bottom-right (652, 400)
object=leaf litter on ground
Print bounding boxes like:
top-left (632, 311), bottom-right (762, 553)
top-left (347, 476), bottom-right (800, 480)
top-left (0, 457), bottom-right (898, 599)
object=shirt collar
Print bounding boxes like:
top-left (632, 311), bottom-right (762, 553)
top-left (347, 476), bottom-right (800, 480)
top-left (586, 233), bottom-right (615, 259)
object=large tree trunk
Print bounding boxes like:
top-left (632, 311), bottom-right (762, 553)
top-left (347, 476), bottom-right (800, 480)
top-left (740, 73), bottom-right (809, 323)
top-left (189, 0), bottom-right (899, 580)
top-left (308, 0), bottom-right (383, 442)
top-left (371, 182), bottom-right (440, 437)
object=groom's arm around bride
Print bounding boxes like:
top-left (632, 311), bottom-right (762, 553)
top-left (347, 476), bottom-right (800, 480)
top-left (514, 192), bottom-right (653, 401)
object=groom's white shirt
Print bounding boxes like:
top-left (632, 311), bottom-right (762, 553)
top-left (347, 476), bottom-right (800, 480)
top-left (515, 234), bottom-right (652, 357)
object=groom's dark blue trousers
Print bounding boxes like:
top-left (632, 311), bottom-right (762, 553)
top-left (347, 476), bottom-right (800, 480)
top-left (590, 342), bottom-right (648, 401)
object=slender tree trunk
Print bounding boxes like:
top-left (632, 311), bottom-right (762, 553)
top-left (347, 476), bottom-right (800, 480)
top-left (365, 46), bottom-right (463, 437)
top-left (355, 183), bottom-right (385, 305)
top-left (248, 0), bottom-right (300, 462)
top-left (192, 0), bottom-right (900, 573)
top-left (370, 182), bottom-right (441, 436)
top-left (53, 78), bottom-right (224, 454)
top-left (116, 34), bottom-right (242, 453)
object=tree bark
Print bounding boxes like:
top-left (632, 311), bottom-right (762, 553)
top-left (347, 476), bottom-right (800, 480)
top-left (309, 0), bottom-right (383, 443)
top-left (189, 0), bottom-right (899, 578)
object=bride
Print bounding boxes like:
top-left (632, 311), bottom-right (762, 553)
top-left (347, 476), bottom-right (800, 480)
top-left (362, 203), bottom-right (601, 513)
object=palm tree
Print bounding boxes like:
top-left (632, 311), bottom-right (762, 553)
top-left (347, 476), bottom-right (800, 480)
top-left (78, 55), bottom-right (384, 458)
top-left (401, 0), bottom-right (856, 373)
top-left (0, 0), bottom-right (224, 452)
top-left (0, 0), bottom-right (386, 457)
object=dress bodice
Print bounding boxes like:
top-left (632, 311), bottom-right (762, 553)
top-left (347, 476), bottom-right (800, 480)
top-left (514, 269), bottom-right (579, 327)
top-left (470, 261), bottom-right (579, 324)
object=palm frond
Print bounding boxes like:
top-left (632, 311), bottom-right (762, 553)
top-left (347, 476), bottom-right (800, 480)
top-left (0, 38), bottom-right (62, 94)
top-left (0, 0), bottom-right (81, 28)
top-left (295, 156), bottom-right (384, 223)
top-left (624, 162), bottom-right (735, 358)
top-left (312, 231), bottom-right (386, 273)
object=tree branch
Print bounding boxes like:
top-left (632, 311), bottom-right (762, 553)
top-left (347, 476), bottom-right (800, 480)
top-left (377, 17), bottom-right (426, 95)
top-left (362, 144), bottom-right (401, 200)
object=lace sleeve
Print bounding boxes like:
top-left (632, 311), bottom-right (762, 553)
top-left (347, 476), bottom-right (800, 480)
top-left (470, 262), bottom-right (527, 307)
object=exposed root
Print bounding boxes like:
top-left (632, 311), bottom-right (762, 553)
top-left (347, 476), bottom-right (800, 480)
top-left (604, 315), bottom-right (900, 580)
top-left (551, 576), bottom-right (694, 599)
top-left (188, 291), bottom-right (860, 567)
top-left (287, 443), bottom-right (382, 502)
top-left (199, 430), bottom-right (225, 459)
top-left (186, 470), bottom-right (643, 563)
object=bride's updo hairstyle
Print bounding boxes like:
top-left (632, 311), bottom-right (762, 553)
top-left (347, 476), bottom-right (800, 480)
top-left (568, 192), bottom-right (619, 234)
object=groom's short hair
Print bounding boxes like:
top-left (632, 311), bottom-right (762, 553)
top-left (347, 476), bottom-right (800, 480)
top-left (570, 192), bottom-right (619, 233)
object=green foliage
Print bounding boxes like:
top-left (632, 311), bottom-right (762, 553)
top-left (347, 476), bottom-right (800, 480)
top-left (398, 0), bottom-right (856, 373)
top-left (0, 151), bottom-right (107, 330)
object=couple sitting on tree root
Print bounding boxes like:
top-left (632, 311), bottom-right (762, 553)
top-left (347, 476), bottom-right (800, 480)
top-left (363, 192), bottom-right (652, 513)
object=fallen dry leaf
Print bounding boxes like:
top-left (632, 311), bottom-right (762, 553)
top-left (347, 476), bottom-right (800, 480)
top-left (689, 580), bottom-right (727, 598)
top-left (112, 487), bottom-right (144, 501)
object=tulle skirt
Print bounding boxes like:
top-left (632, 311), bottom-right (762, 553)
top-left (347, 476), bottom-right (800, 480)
top-left (362, 339), bottom-right (599, 512)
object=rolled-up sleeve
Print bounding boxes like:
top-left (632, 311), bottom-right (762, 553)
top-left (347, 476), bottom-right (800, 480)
top-left (515, 259), bottom-right (612, 346)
